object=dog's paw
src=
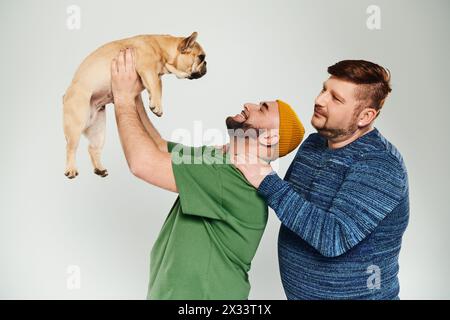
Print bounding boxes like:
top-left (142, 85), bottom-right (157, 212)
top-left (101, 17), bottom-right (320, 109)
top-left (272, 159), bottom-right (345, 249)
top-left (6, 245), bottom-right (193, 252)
top-left (94, 168), bottom-right (108, 178)
top-left (149, 107), bottom-right (163, 117)
top-left (64, 168), bottom-right (79, 179)
top-left (149, 100), bottom-right (163, 117)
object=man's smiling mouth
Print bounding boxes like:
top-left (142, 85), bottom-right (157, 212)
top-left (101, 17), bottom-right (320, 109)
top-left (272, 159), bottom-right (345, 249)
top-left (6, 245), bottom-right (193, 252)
top-left (314, 107), bottom-right (326, 117)
top-left (235, 110), bottom-right (248, 122)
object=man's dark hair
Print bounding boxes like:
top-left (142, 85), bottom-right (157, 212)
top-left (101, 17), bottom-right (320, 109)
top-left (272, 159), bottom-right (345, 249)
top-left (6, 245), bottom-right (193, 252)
top-left (328, 60), bottom-right (392, 111)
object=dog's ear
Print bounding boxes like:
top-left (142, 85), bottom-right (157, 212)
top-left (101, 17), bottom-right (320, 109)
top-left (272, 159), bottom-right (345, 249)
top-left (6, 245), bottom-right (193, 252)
top-left (178, 32), bottom-right (198, 53)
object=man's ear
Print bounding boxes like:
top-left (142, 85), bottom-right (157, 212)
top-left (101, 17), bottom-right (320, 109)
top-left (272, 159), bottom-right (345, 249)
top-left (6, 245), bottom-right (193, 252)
top-left (357, 107), bottom-right (378, 127)
top-left (258, 129), bottom-right (279, 147)
top-left (178, 32), bottom-right (198, 53)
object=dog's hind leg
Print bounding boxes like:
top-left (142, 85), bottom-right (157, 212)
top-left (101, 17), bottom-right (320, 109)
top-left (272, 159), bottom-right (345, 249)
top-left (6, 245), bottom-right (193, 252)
top-left (84, 106), bottom-right (108, 177)
top-left (63, 90), bottom-right (90, 179)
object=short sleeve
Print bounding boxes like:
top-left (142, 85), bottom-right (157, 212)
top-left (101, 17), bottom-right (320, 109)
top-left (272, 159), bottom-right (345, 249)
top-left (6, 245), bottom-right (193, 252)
top-left (168, 141), bottom-right (225, 221)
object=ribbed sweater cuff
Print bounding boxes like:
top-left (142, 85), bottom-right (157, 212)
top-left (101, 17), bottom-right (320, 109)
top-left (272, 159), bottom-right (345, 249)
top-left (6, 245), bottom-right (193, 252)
top-left (257, 172), bottom-right (286, 200)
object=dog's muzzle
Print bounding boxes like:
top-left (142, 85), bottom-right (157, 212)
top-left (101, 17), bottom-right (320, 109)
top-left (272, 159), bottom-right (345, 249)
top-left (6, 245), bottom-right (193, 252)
top-left (188, 62), bottom-right (207, 80)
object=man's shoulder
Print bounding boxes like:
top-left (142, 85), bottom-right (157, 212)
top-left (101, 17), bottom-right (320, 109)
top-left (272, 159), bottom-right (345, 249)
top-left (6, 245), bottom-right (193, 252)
top-left (304, 132), bottom-right (324, 146)
top-left (294, 133), bottom-right (325, 155)
top-left (358, 129), bottom-right (408, 181)
top-left (337, 130), bottom-right (408, 199)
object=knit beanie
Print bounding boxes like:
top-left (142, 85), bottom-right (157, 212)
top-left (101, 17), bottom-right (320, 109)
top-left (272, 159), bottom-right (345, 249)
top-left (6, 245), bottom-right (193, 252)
top-left (277, 99), bottom-right (305, 157)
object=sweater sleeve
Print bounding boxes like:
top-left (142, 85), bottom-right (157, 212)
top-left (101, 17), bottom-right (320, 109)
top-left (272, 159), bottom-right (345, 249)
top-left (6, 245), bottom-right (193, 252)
top-left (258, 156), bottom-right (407, 257)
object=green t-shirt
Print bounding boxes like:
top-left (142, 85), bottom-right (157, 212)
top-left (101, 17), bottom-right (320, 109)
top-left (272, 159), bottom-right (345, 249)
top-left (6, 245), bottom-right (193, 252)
top-left (147, 142), bottom-right (268, 299)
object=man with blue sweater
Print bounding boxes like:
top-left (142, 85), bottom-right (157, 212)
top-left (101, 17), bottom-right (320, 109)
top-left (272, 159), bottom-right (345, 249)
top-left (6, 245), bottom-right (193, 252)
top-left (236, 60), bottom-right (409, 300)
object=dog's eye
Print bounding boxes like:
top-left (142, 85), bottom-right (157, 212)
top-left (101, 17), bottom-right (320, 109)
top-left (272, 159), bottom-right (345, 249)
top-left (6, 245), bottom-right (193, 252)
top-left (198, 54), bottom-right (206, 62)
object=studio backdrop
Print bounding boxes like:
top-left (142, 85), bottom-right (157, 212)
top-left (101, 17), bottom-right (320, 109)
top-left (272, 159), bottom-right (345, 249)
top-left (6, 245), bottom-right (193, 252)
top-left (0, 0), bottom-right (449, 299)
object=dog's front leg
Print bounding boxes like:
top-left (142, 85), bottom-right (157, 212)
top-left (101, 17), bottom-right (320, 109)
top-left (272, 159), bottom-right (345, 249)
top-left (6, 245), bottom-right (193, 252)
top-left (139, 70), bottom-right (163, 117)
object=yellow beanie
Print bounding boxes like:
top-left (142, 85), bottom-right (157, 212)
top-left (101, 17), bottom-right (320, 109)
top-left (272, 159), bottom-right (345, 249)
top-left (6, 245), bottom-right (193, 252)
top-left (276, 100), bottom-right (305, 157)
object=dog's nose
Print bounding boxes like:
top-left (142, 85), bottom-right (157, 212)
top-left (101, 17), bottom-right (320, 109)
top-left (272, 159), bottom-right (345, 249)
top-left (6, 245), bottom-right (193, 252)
top-left (188, 72), bottom-right (201, 79)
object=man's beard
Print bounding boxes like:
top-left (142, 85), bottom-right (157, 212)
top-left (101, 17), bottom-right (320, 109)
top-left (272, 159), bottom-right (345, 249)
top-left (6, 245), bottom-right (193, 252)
top-left (225, 116), bottom-right (260, 138)
top-left (316, 125), bottom-right (358, 140)
top-left (312, 111), bottom-right (359, 140)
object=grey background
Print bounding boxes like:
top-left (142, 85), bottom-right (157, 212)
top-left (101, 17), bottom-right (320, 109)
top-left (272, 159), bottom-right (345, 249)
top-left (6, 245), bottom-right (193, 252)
top-left (1, 0), bottom-right (449, 299)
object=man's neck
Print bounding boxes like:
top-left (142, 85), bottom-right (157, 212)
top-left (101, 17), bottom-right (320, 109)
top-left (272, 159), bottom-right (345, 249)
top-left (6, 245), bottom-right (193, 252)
top-left (228, 139), bottom-right (268, 164)
top-left (327, 126), bottom-right (374, 150)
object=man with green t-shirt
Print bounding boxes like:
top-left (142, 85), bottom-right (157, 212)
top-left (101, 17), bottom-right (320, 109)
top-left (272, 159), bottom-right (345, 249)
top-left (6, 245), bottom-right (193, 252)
top-left (110, 48), bottom-right (305, 299)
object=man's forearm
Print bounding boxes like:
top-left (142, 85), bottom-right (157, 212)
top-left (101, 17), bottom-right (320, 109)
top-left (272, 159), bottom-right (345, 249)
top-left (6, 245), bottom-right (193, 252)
top-left (114, 100), bottom-right (160, 172)
top-left (135, 96), bottom-right (167, 152)
top-left (110, 48), bottom-right (177, 192)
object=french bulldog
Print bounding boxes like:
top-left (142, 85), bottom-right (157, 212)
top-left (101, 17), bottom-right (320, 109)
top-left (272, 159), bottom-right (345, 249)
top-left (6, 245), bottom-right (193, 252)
top-left (62, 32), bottom-right (207, 179)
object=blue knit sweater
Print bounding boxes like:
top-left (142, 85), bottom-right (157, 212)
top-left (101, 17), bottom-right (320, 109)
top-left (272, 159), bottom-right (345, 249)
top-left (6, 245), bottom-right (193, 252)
top-left (258, 128), bottom-right (409, 300)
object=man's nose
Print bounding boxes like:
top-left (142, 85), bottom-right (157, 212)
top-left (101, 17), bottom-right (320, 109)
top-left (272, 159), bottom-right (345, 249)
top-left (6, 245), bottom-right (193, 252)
top-left (244, 103), bottom-right (258, 111)
top-left (315, 92), bottom-right (328, 106)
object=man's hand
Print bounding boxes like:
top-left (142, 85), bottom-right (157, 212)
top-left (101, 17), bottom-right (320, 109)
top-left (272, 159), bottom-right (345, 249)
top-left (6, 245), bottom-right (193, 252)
top-left (232, 153), bottom-right (274, 189)
top-left (111, 48), bottom-right (144, 107)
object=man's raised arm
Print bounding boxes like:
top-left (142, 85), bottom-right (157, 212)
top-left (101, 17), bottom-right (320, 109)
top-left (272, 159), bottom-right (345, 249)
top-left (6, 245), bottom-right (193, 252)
top-left (111, 48), bottom-right (177, 192)
top-left (135, 95), bottom-right (168, 152)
